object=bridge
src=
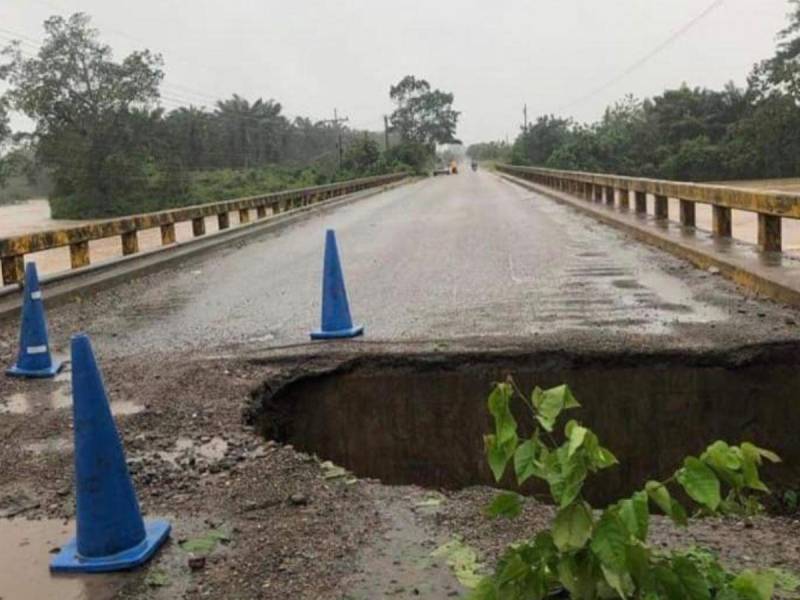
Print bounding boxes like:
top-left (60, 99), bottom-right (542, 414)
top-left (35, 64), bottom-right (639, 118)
top-left (2, 167), bottom-right (800, 598)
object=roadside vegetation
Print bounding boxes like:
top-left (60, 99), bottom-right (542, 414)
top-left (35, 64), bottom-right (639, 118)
top-left (0, 15), bottom-right (459, 218)
top-left (469, 1), bottom-right (800, 183)
top-left (476, 379), bottom-right (791, 599)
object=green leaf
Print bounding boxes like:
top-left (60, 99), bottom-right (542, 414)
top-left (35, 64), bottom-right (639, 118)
top-left (645, 481), bottom-right (688, 526)
top-left (730, 570), bottom-right (776, 600)
top-left (485, 492), bottom-right (523, 519)
top-left (432, 538), bottom-right (485, 590)
top-left (672, 555), bottom-right (711, 600)
top-left (488, 383), bottom-right (518, 446)
top-left (552, 501), bottom-right (593, 551)
top-left (590, 509), bottom-right (629, 573)
top-left (567, 422), bottom-right (588, 457)
top-left (179, 529), bottom-right (230, 555)
top-left (485, 434), bottom-right (515, 483)
top-left (548, 449), bottom-right (588, 508)
top-left (532, 384), bottom-right (579, 432)
top-left (514, 438), bottom-right (544, 485)
top-left (557, 553), bottom-right (596, 600)
top-left (618, 491), bottom-right (649, 541)
top-left (741, 443), bottom-right (780, 465)
top-left (677, 457), bottom-right (721, 511)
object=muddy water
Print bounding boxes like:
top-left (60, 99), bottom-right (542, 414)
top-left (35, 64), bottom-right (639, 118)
top-left (0, 376), bottom-right (144, 418)
top-left (0, 518), bottom-right (123, 600)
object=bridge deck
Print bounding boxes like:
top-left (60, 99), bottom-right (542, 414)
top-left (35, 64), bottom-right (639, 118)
top-left (3, 169), bottom-right (797, 360)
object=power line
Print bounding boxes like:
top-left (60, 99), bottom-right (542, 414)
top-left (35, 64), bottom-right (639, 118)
top-left (551, 0), bottom-right (726, 115)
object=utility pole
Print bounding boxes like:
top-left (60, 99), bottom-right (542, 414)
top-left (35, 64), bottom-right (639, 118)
top-left (334, 108), bottom-right (348, 170)
top-left (383, 115), bottom-right (390, 151)
top-left (523, 103), bottom-right (528, 133)
top-left (321, 109), bottom-right (349, 169)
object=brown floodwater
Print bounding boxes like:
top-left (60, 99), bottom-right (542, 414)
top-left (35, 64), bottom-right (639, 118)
top-left (0, 518), bottom-right (124, 600)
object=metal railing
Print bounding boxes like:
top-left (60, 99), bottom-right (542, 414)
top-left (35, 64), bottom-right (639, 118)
top-left (0, 172), bottom-right (406, 285)
top-left (497, 164), bottom-right (797, 253)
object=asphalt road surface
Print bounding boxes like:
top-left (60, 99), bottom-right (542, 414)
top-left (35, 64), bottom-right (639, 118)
top-left (7, 170), bottom-right (800, 359)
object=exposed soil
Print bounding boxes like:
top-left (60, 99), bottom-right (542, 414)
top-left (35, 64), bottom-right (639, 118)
top-left (2, 339), bottom-right (800, 599)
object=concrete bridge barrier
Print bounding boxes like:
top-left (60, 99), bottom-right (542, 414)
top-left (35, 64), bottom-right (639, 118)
top-left (497, 164), bottom-right (794, 253)
top-left (0, 172), bottom-right (406, 286)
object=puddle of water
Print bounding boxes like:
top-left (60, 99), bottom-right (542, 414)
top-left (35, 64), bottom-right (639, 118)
top-left (0, 393), bottom-right (30, 414)
top-left (24, 437), bottom-right (73, 455)
top-left (1, 386), bottom-right (143, 416)
top-left (158, 437), bottom-right (228, 464)
top-left (0, 518), bottom-right (124, 600)
top-left (109, 400), bottom-right (145, 416)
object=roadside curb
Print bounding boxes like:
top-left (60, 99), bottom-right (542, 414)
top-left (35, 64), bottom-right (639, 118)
top-left (498, 172), bottom-right (800, 308)
top-left (0, 177), bottom-right (414, 321)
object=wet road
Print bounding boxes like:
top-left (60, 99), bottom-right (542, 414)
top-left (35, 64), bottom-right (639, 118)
top-left (14, 170), bottom-right (800, 358)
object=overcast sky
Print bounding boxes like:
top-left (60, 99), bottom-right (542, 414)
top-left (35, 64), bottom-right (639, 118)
top-left (0, 0), bottom-right (794, 144)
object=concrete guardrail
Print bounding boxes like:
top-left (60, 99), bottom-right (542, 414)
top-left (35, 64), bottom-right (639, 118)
top-left (497, 164), bottom-right (798, 253)
top-left (0, 172), bottom-right (406, 286)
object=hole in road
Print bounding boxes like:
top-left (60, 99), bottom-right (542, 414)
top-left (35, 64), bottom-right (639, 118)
top-left (249, 346), bottom-right (800, 505)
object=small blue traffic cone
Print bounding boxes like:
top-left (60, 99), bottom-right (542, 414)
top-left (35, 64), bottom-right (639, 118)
top-left (310, 229), bottom-right (364, 339)
top-left (50, 334), bottom-right (170, 573)
top-left (6, 262), bottom-right (62, 378)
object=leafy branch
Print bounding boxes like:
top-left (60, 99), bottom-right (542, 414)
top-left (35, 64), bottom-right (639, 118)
top-left (474, 379), bottom-right (781, 600)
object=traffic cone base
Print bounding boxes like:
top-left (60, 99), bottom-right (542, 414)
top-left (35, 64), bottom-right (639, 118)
top-left (6, 359), bottom-right (63, 378)
top-left (50, 333), bottom-right (170, 573)
top-left (50, 519), bottom-right (171, 573)
top-left (310, 324), bottom-right (364, 340)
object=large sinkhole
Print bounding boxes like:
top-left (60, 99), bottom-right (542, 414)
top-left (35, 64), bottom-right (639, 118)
top-left (247, 345), bottom-right (800, 505)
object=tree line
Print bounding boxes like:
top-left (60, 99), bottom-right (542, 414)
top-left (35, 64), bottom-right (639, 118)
top-left (469, 1), bottom-right (800, 183)
top-left (0, 14), bottom-right (459, 217)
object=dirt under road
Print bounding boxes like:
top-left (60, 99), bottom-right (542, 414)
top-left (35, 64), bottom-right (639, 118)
top-left (1, 339), bottom-right (800, 599)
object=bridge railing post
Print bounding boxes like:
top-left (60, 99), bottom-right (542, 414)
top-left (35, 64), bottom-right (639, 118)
top-left (121, 231), bottom-right (139, 256)
top-left (635, 191), bottom-right (647, 214)
top-left (654, 194), bottom-right (668, 220)
top-left (758, 214), bottom-right (782, 252)
top-left (160, 223), bottom-right (176, 245)
top-left (191, 217), bottom-right (206, 237)
top-left (618, 189), bottom-right (630, 210)
top-left (218, 212), bottom-right (230, 230)
top-left (594, 185), bottom-right (603, 202)
top-left (605, 186), bottom-right (615, 205)
top-left (70, 240), bottom-right (90, 269)
top-left (679, 199), bottom-right (696, 228)
top-left (712, 206), bottom-right (732, 238)
top-left (1, 255), bottom-right (24, 285)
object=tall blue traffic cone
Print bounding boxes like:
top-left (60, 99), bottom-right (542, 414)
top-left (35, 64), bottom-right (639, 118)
top-left (50, 334), bottom-right (170, 573)
top-left (310, 229), bottom-right (364, 339)
top-left (6, 262), bottom-right (62, 378)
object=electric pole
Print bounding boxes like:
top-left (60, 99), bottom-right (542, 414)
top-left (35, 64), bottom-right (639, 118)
top-left (523, 103), bottom-right (528, 133)
top-left (321, 109), bottom-right (349, 169)
top-left (384, 115), bottom-right (390, 151)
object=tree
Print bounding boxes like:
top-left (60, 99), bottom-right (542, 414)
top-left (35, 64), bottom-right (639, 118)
top-left (389, 75), bottom-right (460, 148)
top-left (0, 13), bottom-right (172, 215)
top-left (0, 98), bottom-right (11, 186)
top-left (342, 136), bottom-right (380, 174)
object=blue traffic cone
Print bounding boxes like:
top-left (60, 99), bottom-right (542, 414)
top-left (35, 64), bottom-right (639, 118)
top-left (6, 262), bottom-right (62, 378)
top-left (310, 229), bottom-right (364, 339)
top-left (50, 334), bottom-right (170, 573)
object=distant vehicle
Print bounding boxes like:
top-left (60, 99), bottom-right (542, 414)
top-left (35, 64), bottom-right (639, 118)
top-left (450, 160), bottom-right (458, 174)
top-left (433, 167), bottom-right (450, 176)
top-left (471, 160), bottom-right (478, 172)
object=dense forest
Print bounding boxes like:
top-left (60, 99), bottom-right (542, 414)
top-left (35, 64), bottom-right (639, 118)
top-left (0, 15), bottom-right (459, 217)
top-left (468, 1), bottom-right (800, 183)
